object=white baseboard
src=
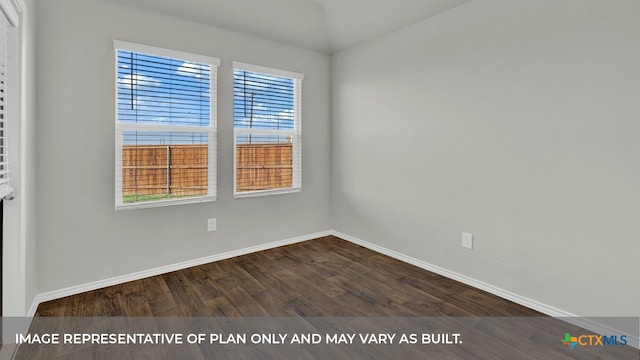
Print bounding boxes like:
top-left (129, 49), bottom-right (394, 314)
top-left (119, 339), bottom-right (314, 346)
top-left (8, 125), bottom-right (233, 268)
top-left (27, 298), bottom-right (39, 317)
top-left (331, 230), bottom-right (640, 349)
top-left (25, 229), bottom-right (638, 349)
top-left (28, 230), bottom-right (332, 317)
top-left (330, 231), bottom-right (572, 317)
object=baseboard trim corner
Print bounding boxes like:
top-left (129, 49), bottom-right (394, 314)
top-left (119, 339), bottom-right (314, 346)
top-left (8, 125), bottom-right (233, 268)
top-left (29, 230), bottom-right (332, 315)
top-left (330, 230), bottom-right (572, 317)
top-left (25, 229), bottom-right (638, 349)
top-left (27, 298), bottom-right (39, 317)
top-left (330, 230), bottom-right (639, 349)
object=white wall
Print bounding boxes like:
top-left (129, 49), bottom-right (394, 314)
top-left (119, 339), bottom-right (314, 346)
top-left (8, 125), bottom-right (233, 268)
top-left (36, 0), bottom-right (331, 293)
top-left (332, 0), bottom-right (640, 317)
top-left (34, 0), bottom-right (640, 319)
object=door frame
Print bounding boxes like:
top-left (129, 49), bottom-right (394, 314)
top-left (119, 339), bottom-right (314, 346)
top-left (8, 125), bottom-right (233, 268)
top-left (2, 0), bottom-right (28, 317)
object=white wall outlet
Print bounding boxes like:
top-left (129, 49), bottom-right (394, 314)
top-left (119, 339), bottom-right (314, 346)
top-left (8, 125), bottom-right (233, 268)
top-left (462, 232), bottom-right (473, 249)
top-left (208, 218), bottom-right (217, 232)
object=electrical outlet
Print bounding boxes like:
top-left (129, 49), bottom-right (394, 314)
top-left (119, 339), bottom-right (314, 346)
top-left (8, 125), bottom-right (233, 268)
top-left (208, 218), bottom-right (217, 232)
top-left (462, 232), bottom-right (473, 250)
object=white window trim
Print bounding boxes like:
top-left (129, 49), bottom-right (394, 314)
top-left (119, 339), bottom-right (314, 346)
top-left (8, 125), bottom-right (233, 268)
top-left (0, 0), bottom-right (19, 27)
top-left (1, 0), bottom-right (25, 318)
top-left (0, 0), bottom-right (20, 200)
top-left (0, 7), bottom-right (12, 199)
top-left (233, 61), bottom-right (304, 80)
top-left (114, 40), bottom-right (221, 67)
top-left (114, 41), bottom-right (219, 210)
top-left (232, 62), bottom-right (303, 199)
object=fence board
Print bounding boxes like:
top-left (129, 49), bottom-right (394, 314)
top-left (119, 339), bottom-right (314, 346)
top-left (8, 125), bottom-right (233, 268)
top-left (236, 143), bottom-right (293, 192)
top-left (122, 143), bottom-right (293, 199)
top-left (122, 145), bottom-right (207, 198)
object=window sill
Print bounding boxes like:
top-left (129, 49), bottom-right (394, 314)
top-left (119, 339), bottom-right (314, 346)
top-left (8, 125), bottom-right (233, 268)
top-left (115, 195), bottom-right (216, 211)
top-left (234, 187), bottom-right (301, 199)
top-left (0, 184), bottom-right (14, 200)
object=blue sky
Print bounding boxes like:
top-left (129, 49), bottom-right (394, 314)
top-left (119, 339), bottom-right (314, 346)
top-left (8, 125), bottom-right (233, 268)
top-left (117, 50), bottom-right (210, 145)
top-left (233, 69), bottom-right (295, 131)
top-left (117, 50), bottom-right (296, 146)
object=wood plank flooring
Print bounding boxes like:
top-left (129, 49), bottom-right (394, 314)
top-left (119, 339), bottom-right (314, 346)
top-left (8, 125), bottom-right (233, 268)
top-left (18, 236), bottom-right (639, 359)
top-left (35, 236), bottom-right (541, 317)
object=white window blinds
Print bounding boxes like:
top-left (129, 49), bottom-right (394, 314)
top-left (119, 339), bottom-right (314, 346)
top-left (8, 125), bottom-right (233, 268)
top-left (0, 10), bottom-right (11, 199)
top-left (114, 41), bottom-right (219, 210)
top-left (232, 62), bottom-right (303, 198)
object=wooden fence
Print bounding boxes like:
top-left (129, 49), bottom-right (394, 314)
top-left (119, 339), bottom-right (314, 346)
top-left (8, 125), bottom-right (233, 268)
top-left (122, 143), bottom-right (293, 198)
top-left (122, 144), bottom-right (208, 197)
top-left (236, 143), bottom-right (293, 192)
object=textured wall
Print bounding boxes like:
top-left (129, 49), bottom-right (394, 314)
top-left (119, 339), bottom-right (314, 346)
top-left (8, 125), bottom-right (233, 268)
top-left (332, 0), bottom-right (640, 317)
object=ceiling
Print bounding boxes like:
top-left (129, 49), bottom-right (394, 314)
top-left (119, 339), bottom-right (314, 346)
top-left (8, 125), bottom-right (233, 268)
top-left (107, 0), bottom-right (469, 53)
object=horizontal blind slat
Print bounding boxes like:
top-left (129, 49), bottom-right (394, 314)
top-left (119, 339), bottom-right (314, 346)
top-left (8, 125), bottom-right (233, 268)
top-left (0, 13), bottom-right (8, 189)
top-left (115, 44), bottom-right (217, 208)
top-left (232, 64), bottom-right (302, 196)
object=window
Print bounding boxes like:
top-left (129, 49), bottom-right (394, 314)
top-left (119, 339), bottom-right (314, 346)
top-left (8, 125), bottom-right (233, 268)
top-left (114, 41), bottom-right (219, 209)
top-left (0, 3), bottom-right (18, 200)
top-left (233, 62), bottom-right (303, 198)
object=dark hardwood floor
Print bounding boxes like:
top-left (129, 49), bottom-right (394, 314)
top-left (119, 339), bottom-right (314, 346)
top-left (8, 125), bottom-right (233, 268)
top-left (36, 236), bottom-right (541, 318)
top-left (18, 236), bottom-right (639, 359)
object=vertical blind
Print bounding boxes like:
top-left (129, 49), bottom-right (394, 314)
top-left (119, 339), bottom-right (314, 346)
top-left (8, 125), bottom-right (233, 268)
top-left (232, 62), bottom-right (303, 197)
top-left (115, 41), bottom-right (219, 209)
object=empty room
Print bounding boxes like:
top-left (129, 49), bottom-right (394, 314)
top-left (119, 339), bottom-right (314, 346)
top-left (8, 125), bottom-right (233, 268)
top-left (2, 0), bottom-right (639, 358)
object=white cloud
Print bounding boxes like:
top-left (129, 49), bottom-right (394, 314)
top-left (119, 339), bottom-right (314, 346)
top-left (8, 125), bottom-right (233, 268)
top-left (236, 108), bottom-right (295, 129)
top-left (176, 61), bottom-right (208, 78)
top-left (119, 73), bottom-right (161, 89)
top-left (278, 109), bottom-right (294, 120)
